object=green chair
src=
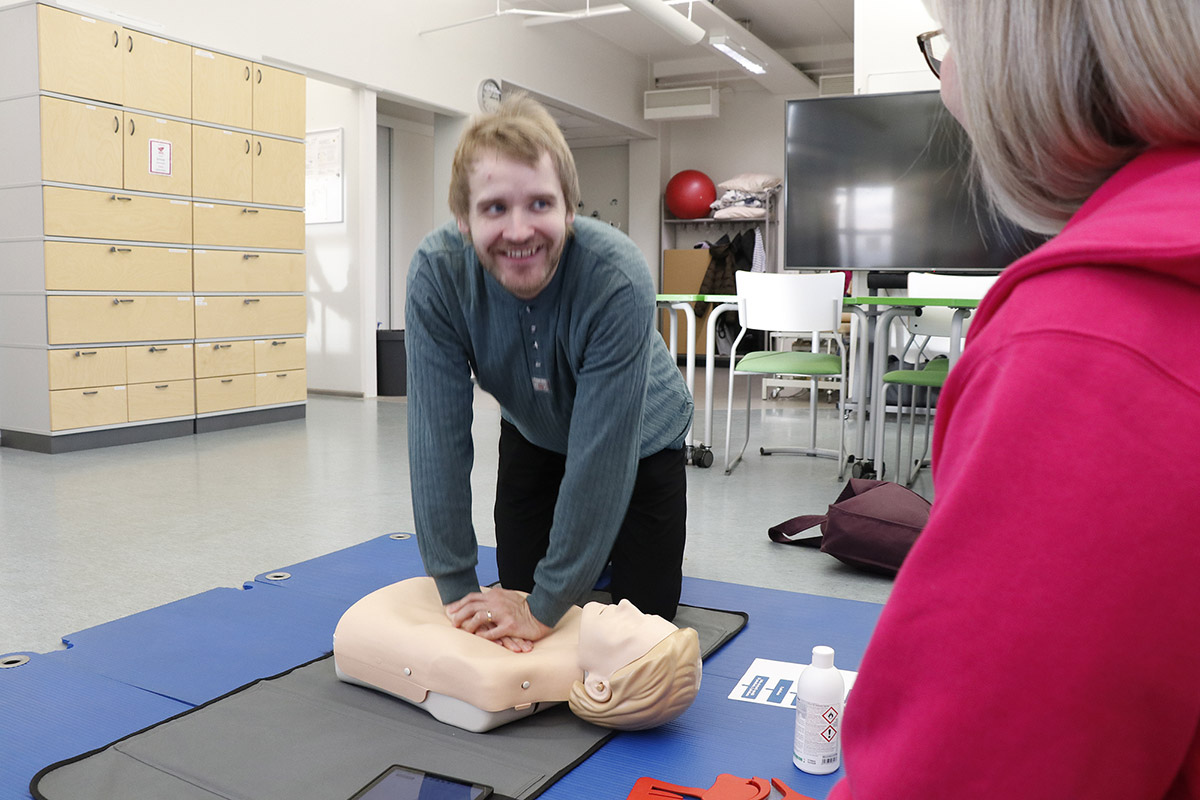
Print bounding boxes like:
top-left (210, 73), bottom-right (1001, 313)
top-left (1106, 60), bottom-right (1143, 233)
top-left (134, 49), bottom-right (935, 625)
top-left (723, 271), bottom-right (847, 476)
top-left (879, 272), bottom-right (997, 486)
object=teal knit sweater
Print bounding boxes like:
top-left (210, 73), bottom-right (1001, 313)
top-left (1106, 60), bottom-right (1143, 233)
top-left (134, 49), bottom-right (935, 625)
top-left (405, 217), bottom-right (693, 626)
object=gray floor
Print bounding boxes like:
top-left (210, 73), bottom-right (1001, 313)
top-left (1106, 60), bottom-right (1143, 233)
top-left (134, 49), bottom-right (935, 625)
top-left (0, 367), bottom-right (931, 655)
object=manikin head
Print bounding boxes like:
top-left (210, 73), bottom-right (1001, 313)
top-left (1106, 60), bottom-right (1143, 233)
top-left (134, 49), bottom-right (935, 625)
top-left (569, 599), bottom-right (702, 731)
top-left (449, 92), bottom-right (579, 300)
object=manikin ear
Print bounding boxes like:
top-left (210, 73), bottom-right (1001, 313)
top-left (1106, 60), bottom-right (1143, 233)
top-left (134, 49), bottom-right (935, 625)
top-left (583, 672), bottom-right (612, 703)
top-left (456, 216), bottom-right (471, 236)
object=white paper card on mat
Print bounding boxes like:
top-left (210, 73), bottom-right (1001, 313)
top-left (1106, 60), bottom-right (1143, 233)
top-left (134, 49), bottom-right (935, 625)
top-left (729, 657), bottom-right (856, 708)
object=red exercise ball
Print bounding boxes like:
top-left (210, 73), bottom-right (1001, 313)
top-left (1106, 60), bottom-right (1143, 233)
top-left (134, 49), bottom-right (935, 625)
top-left (665, 170), bottom-right (716, 219)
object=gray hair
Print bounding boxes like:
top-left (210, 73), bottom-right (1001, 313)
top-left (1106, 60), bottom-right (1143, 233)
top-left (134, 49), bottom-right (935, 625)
top-left (932, 0), bottom-right (1200, 233)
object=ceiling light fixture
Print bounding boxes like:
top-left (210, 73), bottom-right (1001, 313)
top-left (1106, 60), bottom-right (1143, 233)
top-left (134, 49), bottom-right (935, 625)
top-left (709, 33), bottom-right (767, 75)
top-left (621, 0), bottom-right (706, 46)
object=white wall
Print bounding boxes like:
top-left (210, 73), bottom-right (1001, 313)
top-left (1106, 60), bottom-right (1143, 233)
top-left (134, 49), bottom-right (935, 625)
top-left (574, 146), bottom-right (630, 232)
top-left (305, 79), bottom-right (377, 395)
top-left (853, 0), bottom-right (939, 94)
top-left (376, 114), bottom-right (435, 332)
top-left (660, 87), bottom-right (791, 271)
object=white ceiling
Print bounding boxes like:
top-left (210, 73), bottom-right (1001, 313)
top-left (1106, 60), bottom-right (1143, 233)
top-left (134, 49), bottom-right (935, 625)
top-left (435, 1), bottom-right (856, 147)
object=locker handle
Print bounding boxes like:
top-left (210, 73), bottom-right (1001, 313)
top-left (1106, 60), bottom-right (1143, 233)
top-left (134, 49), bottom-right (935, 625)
top-left (213, 344), bottom-right (232, 350)
top-left (276, 373), bottom-right (287, 378)
top-left (242, 254), bottom-right (260, 259)
top-left (113, 298), bottom-right (135, 305)
top-left (270, 340), bottom-right (286, 346)
top-left (83, 391), bottom-right (99, 396)
top-left (256, 68), bottom-right (263, 84)
top-left (112, 31), bottom-right (119, 47)
top-left (244, 65), bottom-right (251, 81)
top-left (148, 346), bottom-right (168, 353)
top-left (127, 34), bottom-right (133, 53)
top-left (110, 195), bottom-right (133, 202)
top-left (109, 246), bottom-right (132, 253)
top-left (221, 379), bottom-right (234, 383)
top-left (129, 117), bottom-right (135, 135)
top-left (113, 115), bottom-right (120, 133)
top-left (245, 139), bottom-right (251, 154)
top-left (74, 351), bottom-right (98, 357)
top-left (155, 384), bottom-right (169, 390)
top-left (241, 208), bottom-right (259, 214)
top-left (243, 298), bottom-right (261, 304)
top-left (256, 141), bottom-right (262, 156)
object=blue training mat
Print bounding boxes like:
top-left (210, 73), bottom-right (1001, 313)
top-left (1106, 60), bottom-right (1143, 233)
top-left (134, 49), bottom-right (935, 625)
top-left (2, 533), bottom-right (883, 800)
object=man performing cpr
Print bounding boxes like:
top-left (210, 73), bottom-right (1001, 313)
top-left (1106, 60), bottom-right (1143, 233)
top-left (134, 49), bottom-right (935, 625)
top-left (405, 92), bottom-right (693, 651)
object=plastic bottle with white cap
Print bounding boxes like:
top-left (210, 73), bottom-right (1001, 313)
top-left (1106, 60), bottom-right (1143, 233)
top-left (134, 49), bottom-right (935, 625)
top-left (793, 645), bottom-right (845, 774)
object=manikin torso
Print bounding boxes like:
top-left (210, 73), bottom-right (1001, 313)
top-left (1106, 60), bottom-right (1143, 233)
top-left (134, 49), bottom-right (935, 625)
top-left (332, 577), bottom-right (678, 732)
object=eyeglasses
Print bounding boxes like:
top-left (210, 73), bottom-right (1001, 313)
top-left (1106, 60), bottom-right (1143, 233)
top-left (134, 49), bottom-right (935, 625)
top-left (916, 29), bottom-right (947, 79)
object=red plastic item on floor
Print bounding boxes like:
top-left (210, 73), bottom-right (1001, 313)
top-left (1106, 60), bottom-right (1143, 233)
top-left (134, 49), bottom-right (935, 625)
top-left (770, 777), bottom-right (820, 800)
top-left (626, 773), bottom-right (771, 800)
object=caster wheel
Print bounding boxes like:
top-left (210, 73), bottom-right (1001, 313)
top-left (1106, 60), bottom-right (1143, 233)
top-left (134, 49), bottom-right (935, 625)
top-left (695, 447), bottom-right (714, 469)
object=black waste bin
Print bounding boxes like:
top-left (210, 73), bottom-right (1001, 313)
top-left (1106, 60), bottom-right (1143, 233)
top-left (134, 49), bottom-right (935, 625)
top-left (376, 329), bottom-right (406, 396)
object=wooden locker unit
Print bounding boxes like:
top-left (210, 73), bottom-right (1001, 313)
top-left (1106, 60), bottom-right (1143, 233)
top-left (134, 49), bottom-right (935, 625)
top-left (195, 340), bottom-right (254, 378)
top-left (191, 48), bottom-right (252, 130)
top-left (252, 63), bottom-right (305, 138)
top-left (47, 294), bottom-right (195, 344)
top-left (255, 337), bottom-right (306, 372)
top-left (193, 250), bottom-right (305, 293)
top-left (192, 125), bottom-right (252, 201)
top-left (122, 29), bottom-right (190, 118)
top-left (0, 2), bottom-right (306, 452)
top-left (44, 241), bottom-right (192, 292)
top-left (38, 96), bottom-right (123, 187)
top-left (35, 5), bottom-right (123, 105)
top-left (47, 347), bottom-right (126, 390)
top-left (122, 111), bottom-right (192, 195)
top-left (251, 136), bottom-right (305, 207)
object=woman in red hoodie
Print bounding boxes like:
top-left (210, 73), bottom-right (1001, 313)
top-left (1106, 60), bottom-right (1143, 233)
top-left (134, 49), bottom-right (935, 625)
top-left (830, 2), bottom-right (1200, 798)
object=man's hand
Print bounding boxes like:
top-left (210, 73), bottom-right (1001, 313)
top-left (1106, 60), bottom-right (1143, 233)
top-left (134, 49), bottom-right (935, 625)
top-left (445, 587), bottom-right (553, 653)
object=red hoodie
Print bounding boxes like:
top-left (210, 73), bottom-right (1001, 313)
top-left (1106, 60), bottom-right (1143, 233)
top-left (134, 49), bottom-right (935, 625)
top-left (828, 146), bottom-right (1200, 799)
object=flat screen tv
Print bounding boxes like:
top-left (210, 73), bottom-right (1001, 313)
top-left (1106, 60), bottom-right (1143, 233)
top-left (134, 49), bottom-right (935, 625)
top-left (784, 90), bottom-right (1044, 272)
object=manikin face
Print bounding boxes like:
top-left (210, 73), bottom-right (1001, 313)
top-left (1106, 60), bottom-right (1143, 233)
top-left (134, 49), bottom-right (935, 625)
top-left (456, 148), bottom-right (574, 300)
top-left (577, 600), bottom-right (678, 701)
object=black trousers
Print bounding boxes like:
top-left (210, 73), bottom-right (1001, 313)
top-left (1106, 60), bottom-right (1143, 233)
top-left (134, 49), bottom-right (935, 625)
top-left (494, 418), bottom-right (687, 621)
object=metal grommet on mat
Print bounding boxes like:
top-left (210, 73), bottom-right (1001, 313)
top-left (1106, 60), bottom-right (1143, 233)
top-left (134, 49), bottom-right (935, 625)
top-left (1, 654), bottom-right (30, 669)
top-left (264, 572), bottom-right (291, 581)
top-left (389, 533), bottom-right (412, 540)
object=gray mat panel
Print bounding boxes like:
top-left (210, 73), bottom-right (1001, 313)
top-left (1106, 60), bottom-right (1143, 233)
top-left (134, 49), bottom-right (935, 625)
top-left (33, 605), bottom-right (745, 800)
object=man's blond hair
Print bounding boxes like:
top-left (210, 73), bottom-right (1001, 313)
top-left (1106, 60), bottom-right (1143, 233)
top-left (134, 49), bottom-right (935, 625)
top-left (449, 91), bottom-right (580, 221)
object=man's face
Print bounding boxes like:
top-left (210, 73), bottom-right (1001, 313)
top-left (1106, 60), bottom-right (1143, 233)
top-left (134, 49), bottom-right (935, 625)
top-left (457, 149), bottom-right (574, 300)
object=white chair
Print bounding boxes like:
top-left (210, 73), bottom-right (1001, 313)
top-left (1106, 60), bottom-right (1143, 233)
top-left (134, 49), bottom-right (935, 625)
top-left (723, 271), bottom-right (847, 476)
top-left (878, 272), bottom-right (998, 485)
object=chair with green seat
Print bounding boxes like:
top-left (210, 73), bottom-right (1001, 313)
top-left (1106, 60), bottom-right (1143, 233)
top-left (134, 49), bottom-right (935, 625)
top-left (723, 270), bottom-right (847, 476)
top-left (879, 272), bottom-right (997, 486)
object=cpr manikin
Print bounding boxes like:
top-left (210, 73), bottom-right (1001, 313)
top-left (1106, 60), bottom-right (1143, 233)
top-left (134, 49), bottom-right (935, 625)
top-left (333, 577), bottom-right (702, 732)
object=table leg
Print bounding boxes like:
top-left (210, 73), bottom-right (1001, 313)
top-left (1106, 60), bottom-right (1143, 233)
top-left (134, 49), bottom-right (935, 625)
top-left (703, 303), bottom-right (739, 451)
